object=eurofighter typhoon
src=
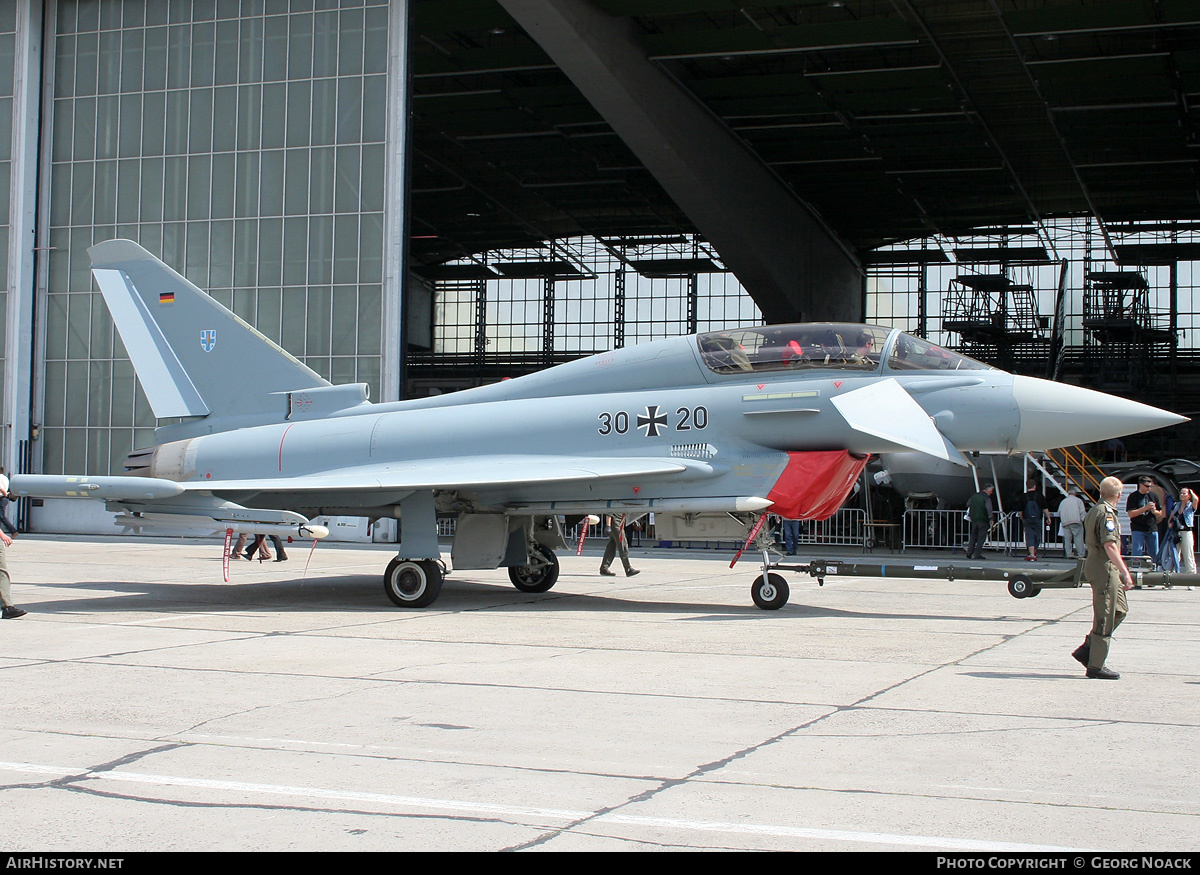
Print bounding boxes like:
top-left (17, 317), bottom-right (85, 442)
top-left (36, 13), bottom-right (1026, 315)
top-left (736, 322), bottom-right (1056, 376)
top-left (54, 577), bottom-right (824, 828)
top-left (12, 241), bottom-right (1186, 608)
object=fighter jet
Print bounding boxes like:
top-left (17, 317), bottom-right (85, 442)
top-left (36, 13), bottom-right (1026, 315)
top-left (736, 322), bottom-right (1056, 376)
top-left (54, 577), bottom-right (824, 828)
top-left (11, 240), bottom-right (1187, 609)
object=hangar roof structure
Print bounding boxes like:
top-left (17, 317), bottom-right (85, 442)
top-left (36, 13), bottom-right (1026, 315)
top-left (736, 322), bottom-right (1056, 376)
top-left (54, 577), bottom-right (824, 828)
top-left (408, 0), bottom-right (1200, 280)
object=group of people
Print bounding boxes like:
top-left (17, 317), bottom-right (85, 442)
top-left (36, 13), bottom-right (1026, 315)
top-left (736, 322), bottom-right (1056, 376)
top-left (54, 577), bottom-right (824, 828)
top-left (965, 478), bottom-right (1088, 562)
top-left (968, 476), bottom-right (1199, 572)
top-left (231, 533), bottom-right (289, 563)
top-left (1124, 476), bottom-right (1198, 573)
top-left (965, 478), bottom-right (1072, 562)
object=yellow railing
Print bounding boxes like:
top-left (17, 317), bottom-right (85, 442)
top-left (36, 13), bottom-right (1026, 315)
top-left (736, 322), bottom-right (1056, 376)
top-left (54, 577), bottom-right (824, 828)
top-left (1045, 446), bottom-right (1107, 501)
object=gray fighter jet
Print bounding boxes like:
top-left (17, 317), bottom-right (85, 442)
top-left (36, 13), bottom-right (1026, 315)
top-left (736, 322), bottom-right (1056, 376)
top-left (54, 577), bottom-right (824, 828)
top-left (12, 240), bottom-right (1187, 608)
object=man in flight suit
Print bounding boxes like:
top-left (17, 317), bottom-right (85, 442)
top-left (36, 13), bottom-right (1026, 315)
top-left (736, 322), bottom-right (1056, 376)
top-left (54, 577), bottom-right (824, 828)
top-left (1072, 476), bottom-right (1134, 680)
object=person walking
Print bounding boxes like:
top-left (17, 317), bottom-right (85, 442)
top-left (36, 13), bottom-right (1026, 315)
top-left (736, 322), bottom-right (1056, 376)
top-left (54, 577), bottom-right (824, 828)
top-left (1072, 476), bottom-right (1134, 680)
top-left (0, 471), bottom-right (26, 620)
top-left (246, 534), bottom-right (288, 562)
top-left (1057, 488), bottom-right (1087, 559)
top-left (1018, 479), bottom-right (1051, 561)
top-left (599, 514), bottom-right (640, 577)
top-left (964, 482), bottom-right (994, 560)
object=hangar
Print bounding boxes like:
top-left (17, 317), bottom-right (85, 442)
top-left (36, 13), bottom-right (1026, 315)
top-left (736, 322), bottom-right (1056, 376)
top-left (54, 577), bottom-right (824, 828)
top-left (0, 0), bottom-right (1198, 530)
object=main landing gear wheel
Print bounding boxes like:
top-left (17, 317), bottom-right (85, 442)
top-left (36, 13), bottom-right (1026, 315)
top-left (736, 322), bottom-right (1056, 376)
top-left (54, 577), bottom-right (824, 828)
top-left (752, 573), bottom-right (790, 610)
top-left (384, 558), bottom-right (443, 608)
top-left (509, 545), bottom-right (560, 593)
top-left (1007, 574), bottom-right (1037, 599)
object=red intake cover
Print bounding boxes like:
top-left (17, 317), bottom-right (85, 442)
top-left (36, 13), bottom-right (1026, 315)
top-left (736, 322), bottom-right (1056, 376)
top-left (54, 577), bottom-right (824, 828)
top-left (766, 450), bottom-right (869, 520)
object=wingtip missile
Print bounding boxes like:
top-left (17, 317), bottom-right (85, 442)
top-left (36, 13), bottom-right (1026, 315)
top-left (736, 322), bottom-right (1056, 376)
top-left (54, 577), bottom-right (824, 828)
top-left (11, 474), bottom-right (187, 501)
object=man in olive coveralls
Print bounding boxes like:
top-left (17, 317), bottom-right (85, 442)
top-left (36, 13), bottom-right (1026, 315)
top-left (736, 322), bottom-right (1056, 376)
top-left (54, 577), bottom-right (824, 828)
top-left (1072, 476), bottom-right (1133, 680)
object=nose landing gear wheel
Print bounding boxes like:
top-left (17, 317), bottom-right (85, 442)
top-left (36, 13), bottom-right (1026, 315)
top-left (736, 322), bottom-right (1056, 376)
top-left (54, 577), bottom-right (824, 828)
top-left (384, 558), bottom-right (443, 608)
top-left (752, 573), bottom-right (790, 610)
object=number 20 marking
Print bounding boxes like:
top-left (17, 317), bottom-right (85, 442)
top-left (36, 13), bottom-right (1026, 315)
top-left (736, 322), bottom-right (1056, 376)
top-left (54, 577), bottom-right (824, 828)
top-left (676, 406), bottom-right (708, 430)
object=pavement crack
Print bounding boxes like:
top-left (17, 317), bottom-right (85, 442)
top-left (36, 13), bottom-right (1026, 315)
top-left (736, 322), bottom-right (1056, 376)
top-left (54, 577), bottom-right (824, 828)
top-left (178, 687), bottom-right (367, 736)
top-left (2, 743), bottom-right (190, 793)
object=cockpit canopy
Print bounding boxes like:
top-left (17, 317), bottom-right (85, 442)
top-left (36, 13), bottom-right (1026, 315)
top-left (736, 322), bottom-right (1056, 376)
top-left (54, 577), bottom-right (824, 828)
top-left (696, 323), bottom-right (993, 375)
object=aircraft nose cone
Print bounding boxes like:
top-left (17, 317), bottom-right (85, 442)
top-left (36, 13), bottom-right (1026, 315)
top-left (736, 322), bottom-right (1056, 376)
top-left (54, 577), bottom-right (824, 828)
top-left (1012, 375), bottom-right (1188, 451)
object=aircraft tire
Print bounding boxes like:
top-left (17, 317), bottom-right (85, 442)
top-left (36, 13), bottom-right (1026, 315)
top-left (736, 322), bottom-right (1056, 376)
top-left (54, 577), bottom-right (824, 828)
top-left (508, 545), bottom-right (560, 593)
top-left (752, 573), bottom-right (789, 610)
top-left (1007, 575), bottom-right (1034, 599)
top-left (384, 558), bottom-right (443, 608)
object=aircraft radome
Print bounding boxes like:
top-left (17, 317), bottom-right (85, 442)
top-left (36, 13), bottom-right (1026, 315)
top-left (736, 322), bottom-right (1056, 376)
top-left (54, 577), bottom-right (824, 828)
top-left (11, 240), bottom-right (1188, 609)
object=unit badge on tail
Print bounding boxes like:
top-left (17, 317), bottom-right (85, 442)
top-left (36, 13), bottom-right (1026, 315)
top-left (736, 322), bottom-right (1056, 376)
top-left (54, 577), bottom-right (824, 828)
top-left (200, 329), bottom-right (216, 352)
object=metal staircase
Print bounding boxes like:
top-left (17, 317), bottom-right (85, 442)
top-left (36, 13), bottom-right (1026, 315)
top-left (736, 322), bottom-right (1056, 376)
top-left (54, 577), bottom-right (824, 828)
top-left (1026, 446), bottom-right (1110, 503)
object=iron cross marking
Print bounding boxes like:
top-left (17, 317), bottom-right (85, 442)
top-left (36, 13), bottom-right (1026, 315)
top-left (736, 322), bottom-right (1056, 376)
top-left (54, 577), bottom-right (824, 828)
top-left (637, 405), bottom-right (668, 438)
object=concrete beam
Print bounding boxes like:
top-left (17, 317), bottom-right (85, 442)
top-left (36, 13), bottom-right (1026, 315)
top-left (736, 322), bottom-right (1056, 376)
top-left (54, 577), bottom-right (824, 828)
top-left (4, 1), bottom-right (42, 497)
top-left (497, 0), bottom-right (863, 323)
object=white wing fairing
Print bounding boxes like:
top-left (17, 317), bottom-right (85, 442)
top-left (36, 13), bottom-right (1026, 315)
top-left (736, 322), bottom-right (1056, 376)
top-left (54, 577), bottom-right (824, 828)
top-left (830, 378), bottom-right (970, 466)
top-left (92, 268), bottom-right (209, 418)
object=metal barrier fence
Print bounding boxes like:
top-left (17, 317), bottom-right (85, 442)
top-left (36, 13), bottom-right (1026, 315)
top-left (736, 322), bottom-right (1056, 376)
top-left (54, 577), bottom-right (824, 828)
top-left (792, 508), bottom-right (867, 548)
top-left (901, 508), bottom-right (1065, 554)
top-left (902, 509), bottom-right (971, 552)
top-left (408, 509), bottom-right (1076, 555)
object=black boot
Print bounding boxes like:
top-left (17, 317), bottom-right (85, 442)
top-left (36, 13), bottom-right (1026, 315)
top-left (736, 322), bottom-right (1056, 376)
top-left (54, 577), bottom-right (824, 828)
top-left (1071, 641), bottom-right (1090, 667)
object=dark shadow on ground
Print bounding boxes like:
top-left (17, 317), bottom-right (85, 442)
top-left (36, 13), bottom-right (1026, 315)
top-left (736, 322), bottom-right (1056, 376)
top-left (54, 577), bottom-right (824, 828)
top-left (19, 572), bottom-right (1051, 625)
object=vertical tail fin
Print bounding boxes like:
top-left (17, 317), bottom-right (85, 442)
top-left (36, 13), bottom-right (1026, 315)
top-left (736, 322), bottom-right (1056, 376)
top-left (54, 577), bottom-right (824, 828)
top-left (89, 239), bottom-right (329, 423)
